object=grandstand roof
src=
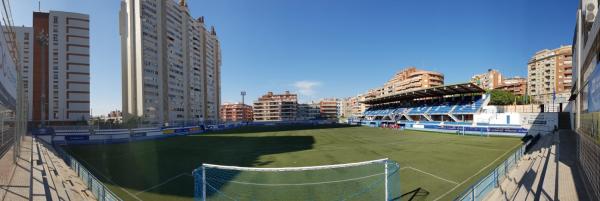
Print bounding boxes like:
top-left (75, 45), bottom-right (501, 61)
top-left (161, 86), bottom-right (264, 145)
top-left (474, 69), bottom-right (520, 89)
top-left (362, 83), bottom-right (485, 104)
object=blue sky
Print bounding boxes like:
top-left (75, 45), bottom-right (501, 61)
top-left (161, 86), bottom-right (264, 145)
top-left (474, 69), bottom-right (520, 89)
top-left (12, 0), bottom-right (577, 115)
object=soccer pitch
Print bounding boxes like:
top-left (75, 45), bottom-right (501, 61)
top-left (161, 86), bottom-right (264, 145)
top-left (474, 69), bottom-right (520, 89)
top-left (62, 125), bottom-right (522, 201)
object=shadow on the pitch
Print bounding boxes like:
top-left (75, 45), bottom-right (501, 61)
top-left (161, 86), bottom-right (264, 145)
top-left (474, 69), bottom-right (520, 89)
top-left (62, 135), bottom-right (316, 200)
top-left (206, 124), bottom-right (359, 135)
top-left (395, 187), bottom-right (429, 201)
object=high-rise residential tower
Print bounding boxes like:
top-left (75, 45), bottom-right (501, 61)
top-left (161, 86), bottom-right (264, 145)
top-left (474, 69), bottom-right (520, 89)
top-left (120, 0), bottom-right (221, 125)
top-left (24, 11), bottom-right (91, 123)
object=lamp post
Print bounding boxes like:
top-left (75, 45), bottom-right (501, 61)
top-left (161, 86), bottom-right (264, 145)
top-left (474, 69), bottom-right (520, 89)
top-left (37, 30), bottom-right (48, 128)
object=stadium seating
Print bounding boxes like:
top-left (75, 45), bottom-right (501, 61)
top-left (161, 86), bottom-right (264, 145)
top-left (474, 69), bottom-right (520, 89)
top-left (408, 106), bottom-right (431, 115)
top-left (428, 103), bottom-right (454, 115)
top-left (452, 97), bottom-right (485, 114)
top-left (363, 95), bottom-right (489, 118)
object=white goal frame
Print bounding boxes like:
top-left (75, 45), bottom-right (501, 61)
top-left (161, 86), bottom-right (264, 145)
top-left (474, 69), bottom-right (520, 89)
top-left (196, 158), bottom-right (394, 201)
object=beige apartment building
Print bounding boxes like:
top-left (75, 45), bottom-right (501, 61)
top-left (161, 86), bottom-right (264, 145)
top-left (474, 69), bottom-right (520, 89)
top-left (471, 69), bottom-right (503, 90)
top-left (220, 103), bottom-right (253, 122)
top-left (120, 0), bottom-right (221, 124)
top-left (494, 77), bottom-right (528, 96)
top-left (253, 91), bottom-right (298, 122)
top-left (380, 67), bottom-right (444, 96)
top-left (342, 94), bottom-right (367, 118)
top-left (319, 98), bottom-right (339, 120)
top-left (527, 45), bottom-right (573, 103)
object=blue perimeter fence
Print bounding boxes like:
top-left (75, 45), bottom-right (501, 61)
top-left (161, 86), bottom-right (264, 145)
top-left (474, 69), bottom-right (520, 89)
top-left (53, 144), bottom-right (122, 201)
top-left (454, 143), bottom-right (527, 201)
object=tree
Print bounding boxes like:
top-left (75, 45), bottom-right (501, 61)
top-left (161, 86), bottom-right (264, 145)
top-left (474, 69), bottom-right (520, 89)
top-left (489, 89), bottom-right (515, 105)
top-left (516, 95), bottom-right (531, 105)
top-left (122, 116), bottom-right (144, 129)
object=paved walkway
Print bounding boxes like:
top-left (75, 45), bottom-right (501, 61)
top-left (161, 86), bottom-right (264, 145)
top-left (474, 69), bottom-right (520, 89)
top-left (485, 130), bottom-right (589, 201)
top-left (0, 136), bottom-right (96, 201)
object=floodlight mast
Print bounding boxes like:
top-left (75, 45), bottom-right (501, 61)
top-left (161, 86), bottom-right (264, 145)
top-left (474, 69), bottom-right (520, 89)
top-left (241, 91), bottom-right (246, 105)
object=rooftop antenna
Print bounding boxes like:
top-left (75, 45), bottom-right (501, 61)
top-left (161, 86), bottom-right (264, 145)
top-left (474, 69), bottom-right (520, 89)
top-left (38, 1), bottom-right (41, 11)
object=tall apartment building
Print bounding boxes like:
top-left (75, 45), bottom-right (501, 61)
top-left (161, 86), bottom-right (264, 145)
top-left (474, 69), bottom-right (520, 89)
top-left (253, 91), bottom-right (298, 122)
top-left (24, 11), bottom-right (91, 123)
top-left (220, 103), bottom-right (253, 122)
top-left (380, 67), bottom-right (444, 96)
top-left (471, 69), bottom-right (503, 90)
top-left (527, 45), bottom-right (573, 103)
top-left (9, 27), bottom-right (33, 120)
top-left (495, 77), bottom-right (527, 96)
top-left (120, 0), bottom-right (221, 124)
top-left (319, 98), bottom-right (339, 120)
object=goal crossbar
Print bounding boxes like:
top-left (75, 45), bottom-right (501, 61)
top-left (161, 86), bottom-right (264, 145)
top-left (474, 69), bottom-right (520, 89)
top-left (193, 158), bottom-right (399, 201)
top-left (200, 158), bottom-right (389, 172)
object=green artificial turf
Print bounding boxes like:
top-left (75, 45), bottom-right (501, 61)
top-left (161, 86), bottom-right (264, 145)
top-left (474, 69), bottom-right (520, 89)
top-left (62, 125), bottom-right (522, 201)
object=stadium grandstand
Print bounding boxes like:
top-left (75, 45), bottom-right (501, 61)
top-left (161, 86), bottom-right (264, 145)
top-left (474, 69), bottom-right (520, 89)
top-left (356, 83), bottom-right (535, 136)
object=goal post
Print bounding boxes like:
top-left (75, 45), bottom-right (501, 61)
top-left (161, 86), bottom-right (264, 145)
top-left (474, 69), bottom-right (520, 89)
top-left (193, 158), bottom-right (401, 201)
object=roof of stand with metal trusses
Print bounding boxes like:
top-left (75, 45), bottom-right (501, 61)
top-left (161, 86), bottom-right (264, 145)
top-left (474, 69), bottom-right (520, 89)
top-left (362, 82), bottom-right (485, 105)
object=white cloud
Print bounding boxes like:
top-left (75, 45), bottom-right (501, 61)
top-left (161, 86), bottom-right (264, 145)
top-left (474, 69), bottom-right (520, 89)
top-left (293, 80), bottom-right (321, 96)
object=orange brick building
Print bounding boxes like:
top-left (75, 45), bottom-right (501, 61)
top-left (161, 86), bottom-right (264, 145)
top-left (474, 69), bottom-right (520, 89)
top-left (220, 103), bottom-right (253, 122)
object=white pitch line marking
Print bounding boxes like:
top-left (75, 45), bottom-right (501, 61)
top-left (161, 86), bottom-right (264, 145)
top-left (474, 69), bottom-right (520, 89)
top-left (134, 173), bottom-right (192, 195)
top-left (432, 143), bottom-right (523, 201)
top-left (403, 166), bottom-right (458, 185)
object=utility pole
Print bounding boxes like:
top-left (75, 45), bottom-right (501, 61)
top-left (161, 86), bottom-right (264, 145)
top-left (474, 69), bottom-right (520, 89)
top-left (38, 30), bottom-right (48, 127)
top-left (241, 91), bottom-right (246, 105)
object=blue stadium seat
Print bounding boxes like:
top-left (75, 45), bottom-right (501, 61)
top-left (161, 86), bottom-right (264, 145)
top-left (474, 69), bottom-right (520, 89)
top-left (452, 97), bottom-right (485, 114)
top-left (428, 103), bottom-right (453, 115)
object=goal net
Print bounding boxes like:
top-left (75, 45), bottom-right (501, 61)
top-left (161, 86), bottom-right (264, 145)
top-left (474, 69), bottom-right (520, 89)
top-left (193, 158), bottom-right (400, 201)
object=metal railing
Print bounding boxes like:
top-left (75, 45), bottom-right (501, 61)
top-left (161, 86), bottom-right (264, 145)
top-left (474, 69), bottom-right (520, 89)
top-left (455, 144), bottom-right (526, 201)
top-left (53, 145), bottom-right (123, 201)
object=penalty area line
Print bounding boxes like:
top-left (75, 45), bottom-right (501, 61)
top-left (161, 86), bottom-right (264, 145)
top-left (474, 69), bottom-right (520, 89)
top-left (402, 166), bottom-right (458, 185)
top-left (134, 173), bottom-right (193, 195)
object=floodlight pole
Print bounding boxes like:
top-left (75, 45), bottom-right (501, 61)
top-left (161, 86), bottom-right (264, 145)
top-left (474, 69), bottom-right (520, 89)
top-left (241, 91), bottom-right (246, 105)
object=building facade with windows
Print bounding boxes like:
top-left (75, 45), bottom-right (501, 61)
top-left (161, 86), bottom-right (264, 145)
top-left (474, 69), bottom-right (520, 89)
top-left (220, 103), bottom-right (253, 122)
top-left (527, 45), bottom-right (573, 103)
top-left (381, 67), bottom-right (444, 96)
top-left (26, 11), bottom-right (91, 123)
top-left (9, 27), bottom-right (33, 120)
top-left (471, 69), bottom-right (503, 90)
top-left (253, 91), bottom-right (297, 122)
top-left (495, 77), bottom-right (527, 96)
top-left (120, 0), bottom-right (221, 125)
top-left (319, 98), bottom-right (339, 120)
top-left (297, 102), bottom-right (320, 120)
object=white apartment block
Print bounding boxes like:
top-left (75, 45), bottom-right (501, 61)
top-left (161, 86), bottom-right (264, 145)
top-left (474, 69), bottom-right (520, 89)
top-left (120, 0), bottom-right (221, 125)
top-left (23, 11), bottom-right (91, 123)
top-left (10, 27), bottom-right (33, 120)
